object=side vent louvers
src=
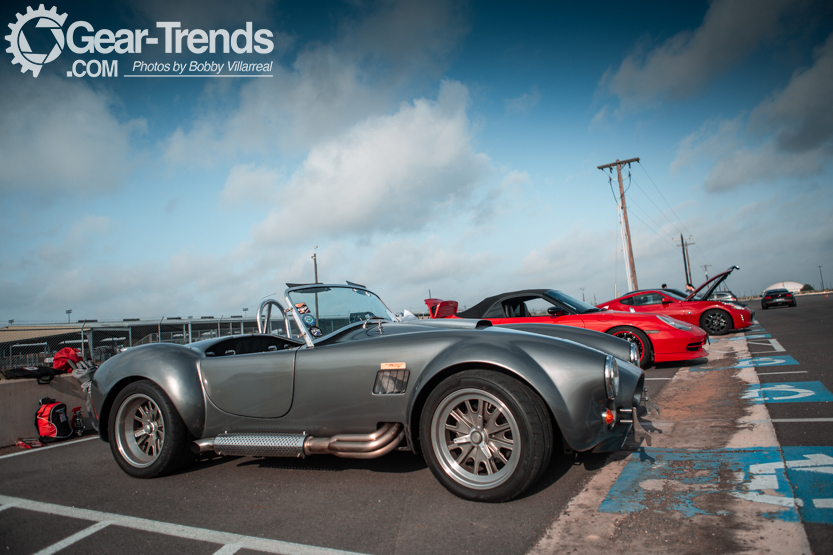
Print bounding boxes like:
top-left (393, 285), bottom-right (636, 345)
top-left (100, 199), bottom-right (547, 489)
top-left (373, 369), bottom-right (409, 394)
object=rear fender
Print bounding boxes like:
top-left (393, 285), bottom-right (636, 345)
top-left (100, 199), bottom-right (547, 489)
top-left (92, 343), bottom-right (206, 441)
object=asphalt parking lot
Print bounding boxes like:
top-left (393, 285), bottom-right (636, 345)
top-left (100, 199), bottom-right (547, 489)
top-left (1, 294), bottom-right (830, 555)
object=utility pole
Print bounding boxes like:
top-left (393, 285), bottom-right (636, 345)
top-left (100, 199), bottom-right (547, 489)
top-left (598, 157), bottom-right (640, 292)
top-left (674, 235), bottom-right (695, 285)
top-left (820, 266), bottom-right (825, 291)
top-left (312, 246), bottom-right (319, 283)
top-left (701, 264), bottom-right (711, 280)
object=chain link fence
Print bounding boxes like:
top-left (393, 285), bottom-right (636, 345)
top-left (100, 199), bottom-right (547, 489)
top-left (0, 318), bottom-right (270, 372)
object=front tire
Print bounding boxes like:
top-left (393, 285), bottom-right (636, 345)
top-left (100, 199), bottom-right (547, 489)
top-left (608, 326), bottom-right (653, 368)
top-left (420, 370), bottom-right (551, 502)
top-left (700, 309), bottom-right (732, 335)
top-left (108, 380), bottom-right (195, 478)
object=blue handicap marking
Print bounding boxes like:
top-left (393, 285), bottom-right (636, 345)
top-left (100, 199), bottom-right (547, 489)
top-left (781, 447), bottom-right (833, 524)
top-left (692, 355), bottom-right (799, 372)
top-left (734, 355), bottom-right (798, 368)
top-left (599, 447), bottom-right (800, 520)
top-left (726, 334), bottom-right (771, 341)
top-left (742, 382), bottom-right (833, 404)
top-left (601, 447), bottom-right (833, 523)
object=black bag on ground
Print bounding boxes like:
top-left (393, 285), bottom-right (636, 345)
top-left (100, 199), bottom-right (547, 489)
top-left (3, 366), bottom-right (56, 384)
top-left (35, 397), bottom-right (73, 442)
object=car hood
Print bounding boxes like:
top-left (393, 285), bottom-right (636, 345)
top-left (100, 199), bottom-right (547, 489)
top-left (687, 266), bottom-right (739, 301)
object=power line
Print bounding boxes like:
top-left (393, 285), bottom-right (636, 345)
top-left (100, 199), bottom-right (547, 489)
top-left (626, 197), bottom-right (678, 248)
top-left (637, 161), bottom-right (710, 265)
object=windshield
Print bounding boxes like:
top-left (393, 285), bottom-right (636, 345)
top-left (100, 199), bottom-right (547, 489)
top-left (664, 289), bottom-right (687, 300)
top-left (545, 290), bottom-right (601, 314)
top-left (287, 286), bottom-right (396, 338)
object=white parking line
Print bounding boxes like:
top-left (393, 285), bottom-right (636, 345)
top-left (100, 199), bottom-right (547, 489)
top-left (0, 494), bottom-right (366, 555)
top-left (757, 371), bottom-right (807, 376)
top-left (0, 437), bottom-right (98, 461)
top-left (213, 544), bottom-right (244, 555)
top-left (33, 521), bottom-right (111, 555)
top-left (771, 418), bottom-right (833, 423)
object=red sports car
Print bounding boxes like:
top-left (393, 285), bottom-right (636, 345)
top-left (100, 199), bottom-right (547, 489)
top-left (425, 289), bottom-right (708, 368)
top-left (597, 266), bottom-right (754, 336)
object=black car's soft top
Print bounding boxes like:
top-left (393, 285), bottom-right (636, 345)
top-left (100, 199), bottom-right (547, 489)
top-left (457, 289), bottom-right (552, 318)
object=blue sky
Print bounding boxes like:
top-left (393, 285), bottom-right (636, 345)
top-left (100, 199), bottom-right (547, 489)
top-left (2, 0), bottom-right (832, 323)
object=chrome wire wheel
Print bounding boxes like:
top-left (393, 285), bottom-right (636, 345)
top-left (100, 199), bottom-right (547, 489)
top-left (431, 388), bottom-right (521, 490)
top-left (114, 393), bottom-right (166, 468)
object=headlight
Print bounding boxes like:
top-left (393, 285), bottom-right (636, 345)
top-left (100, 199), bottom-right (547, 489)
top-left (629, 342), bottom-right (639, 365)
top-left (604, 355), bottom-right (619, 400)
top-left (657, 314), bottom-right (692, 331)
top-left (727, 303), bottom-right (746, 310)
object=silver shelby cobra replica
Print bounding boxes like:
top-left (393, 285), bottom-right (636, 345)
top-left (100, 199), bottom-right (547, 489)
top-left (91, 283), bottom-right (656, 502)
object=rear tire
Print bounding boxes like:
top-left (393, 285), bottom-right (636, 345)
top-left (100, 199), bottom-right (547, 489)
top-left (108, 380), bottom-right (195, 478)
top-left (700, 309), bottom-right (732, 335)
top-left (420, 370), bottom-right (551, 502)
top-left (608, 326), bottom-right (653, 368)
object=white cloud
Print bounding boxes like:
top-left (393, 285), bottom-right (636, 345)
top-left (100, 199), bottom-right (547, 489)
top-left (221, 164), bottom-right (283, 205)
top-left (671, 32), bottom-right (833, 192)
top-left (161, 0), bottom-right (471, 166)
top-left (589, 105), bottom-right (610, 129)
top-left (602, 0), bottom-right (794, 110)
top-left (504, 87), bottom-right (541, 115)
top-left (0, 69), bottom-right (144, 194)
top-left (251, 80), bottom-right (493, 240)
top-left (751, 32), bottom-right (833, 153)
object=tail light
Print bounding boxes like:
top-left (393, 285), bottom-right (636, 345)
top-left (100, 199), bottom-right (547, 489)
top-left (786, 294), bottom-right (793, 298)
top-left (765, 296), bottom-right (771, 300)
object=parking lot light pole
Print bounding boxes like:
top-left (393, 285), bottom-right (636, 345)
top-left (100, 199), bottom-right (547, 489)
top-left (820, 266), bottom-right (825, 291)
top-left (66, 309), bottom-right (72, 323)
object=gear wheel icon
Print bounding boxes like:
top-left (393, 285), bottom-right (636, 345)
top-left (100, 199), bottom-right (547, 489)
top-left (6, 4), bottom-right (67, 77)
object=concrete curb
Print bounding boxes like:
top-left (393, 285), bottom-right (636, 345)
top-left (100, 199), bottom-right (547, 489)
top-left (0, 374), bottom-right (86, 447)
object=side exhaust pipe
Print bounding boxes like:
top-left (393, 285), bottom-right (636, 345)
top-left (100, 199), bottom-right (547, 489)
top-left (305, 422), bottom-right (404, 459)
top-left (190, 423), bottom-right (405, 459)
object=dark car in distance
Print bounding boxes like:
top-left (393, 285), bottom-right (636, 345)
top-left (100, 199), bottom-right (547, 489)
top-left (761, 289), bottom-right (796, 309)
top-left (709, 291), bottom-right (738, 303)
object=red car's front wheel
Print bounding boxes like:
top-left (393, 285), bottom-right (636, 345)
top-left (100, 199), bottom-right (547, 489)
top-left (608, 327), bottom-right (653, 368)
top-left (700, 309), bottom-right (732, 335)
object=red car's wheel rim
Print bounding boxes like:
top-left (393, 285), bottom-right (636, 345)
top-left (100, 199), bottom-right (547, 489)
top-left (613, 330), bottom-right (644, 360)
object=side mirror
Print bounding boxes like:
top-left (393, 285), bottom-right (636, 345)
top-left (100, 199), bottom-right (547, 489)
top-left (661, 298), bottom-right (673, 304)
top-left (547, 307), bottom-right (564, 316)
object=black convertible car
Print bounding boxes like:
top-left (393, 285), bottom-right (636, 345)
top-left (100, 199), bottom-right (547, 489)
top-left (91, 283), bottom-right (657, 502)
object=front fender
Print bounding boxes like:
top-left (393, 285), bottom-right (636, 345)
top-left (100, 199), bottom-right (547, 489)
top-left (91, 343), bottom-right (206, 440)
top-left (408, 329), bottom-right (616, 453)
top-left (497, 323), bottom-right (633, 362)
